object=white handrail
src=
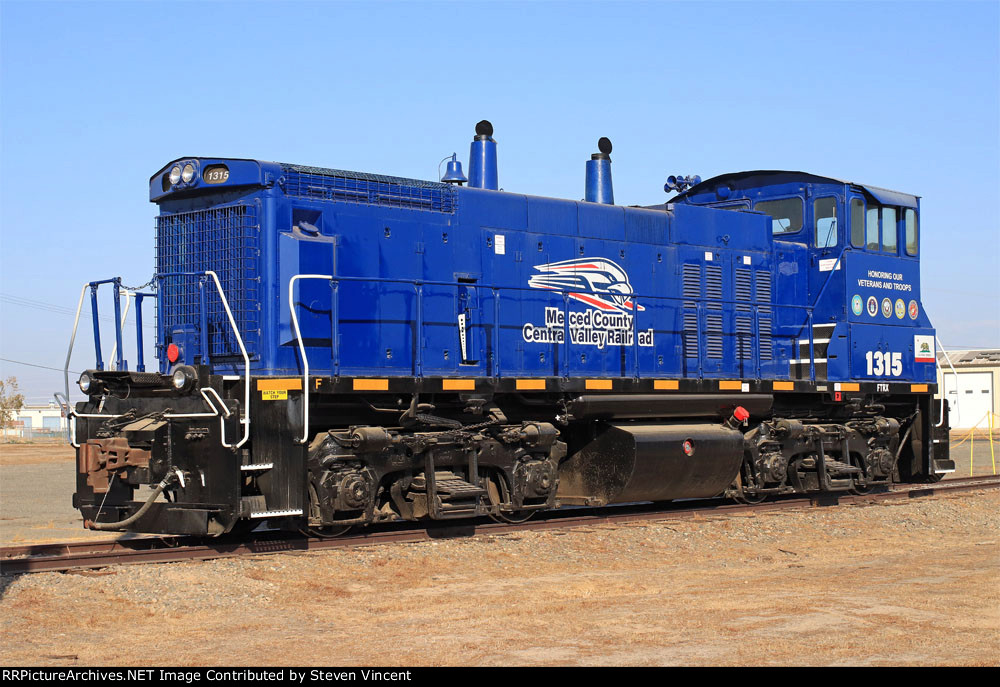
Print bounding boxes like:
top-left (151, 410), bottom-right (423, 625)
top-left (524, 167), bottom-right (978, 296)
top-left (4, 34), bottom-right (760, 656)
top-left (63, 283), bottom-right (90, 411)
top-left (288, 274), bottom-right (335, 444)
top-left (63, 272), bottom-right (251, 450)
top-left (204, 270), bottom-right (251, 448)
top-left (936, 336), bottom-right (958, 428)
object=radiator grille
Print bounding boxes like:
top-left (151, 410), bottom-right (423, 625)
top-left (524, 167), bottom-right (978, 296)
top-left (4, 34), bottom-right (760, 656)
top-left (281, 164), bottom-right (456, 213)
top-left (155, 203), bottom-right (260, 361)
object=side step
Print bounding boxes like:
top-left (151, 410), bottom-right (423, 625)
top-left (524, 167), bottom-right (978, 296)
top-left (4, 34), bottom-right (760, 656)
top-left (434, 475), bottom-right (487, 500)
top-left (414, 471), bottom-right (487, 519)
top-left (824, 458), bottom-right (862, 474)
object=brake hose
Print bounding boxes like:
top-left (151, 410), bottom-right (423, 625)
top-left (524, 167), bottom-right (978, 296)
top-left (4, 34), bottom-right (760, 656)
top-left (87, 475), bottom-right (175, 531)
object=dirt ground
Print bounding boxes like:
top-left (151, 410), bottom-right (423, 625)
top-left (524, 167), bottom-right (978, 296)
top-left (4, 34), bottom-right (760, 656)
top-left (0, 442), bottom-right (74, 466)
top-left (0, 490), bottom-right (997, 666)
top-left (0, 440), bottom-right (998, 666)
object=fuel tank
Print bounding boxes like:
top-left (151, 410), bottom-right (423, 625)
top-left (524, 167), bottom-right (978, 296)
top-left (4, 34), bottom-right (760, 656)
top-left (557, 422), bottom-right (744, 505)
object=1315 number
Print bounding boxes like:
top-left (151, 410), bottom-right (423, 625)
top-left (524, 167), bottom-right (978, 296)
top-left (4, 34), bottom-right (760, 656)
top-left (865, 350), bottom-right (902, 377)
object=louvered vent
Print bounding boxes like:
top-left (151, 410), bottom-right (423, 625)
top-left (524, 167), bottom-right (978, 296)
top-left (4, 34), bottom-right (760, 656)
top-left (735, 306), bottom-right (754, 360)
top-left (682, 264), bottom-right (701, 299)
top-left (759, 309), bottom-right (773, 360)
top-left (706, 306), bottom-right (723, 359)
top-left (683, 312), bottom-right (699, 358)
top-left (681, 264), bottom-right (701, 358)
top-left (755, 270), bottom-right (772, 303)
top-left (705, 264), bottom-right (723, 300)
top-left (735, 268), bottom-right (752, 301)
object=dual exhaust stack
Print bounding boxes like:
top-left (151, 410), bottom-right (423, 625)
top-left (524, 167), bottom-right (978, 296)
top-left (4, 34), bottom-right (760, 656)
top-left (442, 121), bottom-right (617, 205)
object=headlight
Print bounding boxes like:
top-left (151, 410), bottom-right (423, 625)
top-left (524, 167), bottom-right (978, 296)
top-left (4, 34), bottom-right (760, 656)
top-left (171, 366), bottom-right (197, 392)
top-left (78, 373), bottom-right (92, 393)
top-left (181, 163), bottom-right (196, 183)
top-left (169, 165), bottom-right (182, 185)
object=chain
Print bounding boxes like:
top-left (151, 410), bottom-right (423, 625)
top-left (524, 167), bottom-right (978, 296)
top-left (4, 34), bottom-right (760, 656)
top-left (120, 274), bottom-right (157, 292)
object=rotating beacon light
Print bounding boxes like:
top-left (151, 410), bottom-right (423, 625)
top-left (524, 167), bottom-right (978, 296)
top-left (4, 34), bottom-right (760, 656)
top-left (585, 137), bottom-right (614, 204)
top-left (468, 120), bottom-right (498, 190)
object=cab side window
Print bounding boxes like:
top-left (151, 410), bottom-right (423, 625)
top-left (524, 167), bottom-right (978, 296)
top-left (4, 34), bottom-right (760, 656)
top-left (814, 197), bottom-right (838, 248)
top-left (882, 207), bottom-right (897, 253)
top-left (754, 198), bottom-right (803, 235)
top-left (866, 206), bottom-right (880, 250)
top-left (905, 209), bottom-right (918, 255)
top-left (850, 198), bottom-right (865, 248)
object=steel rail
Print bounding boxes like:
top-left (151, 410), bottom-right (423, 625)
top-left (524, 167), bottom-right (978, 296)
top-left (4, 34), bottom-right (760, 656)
top-left (3, 475), bottom-right (997, 575)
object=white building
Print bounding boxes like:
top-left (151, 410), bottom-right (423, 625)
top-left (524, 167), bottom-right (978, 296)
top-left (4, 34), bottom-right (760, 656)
top-left (936, 349), bottom-right (1000, 429)
top-left (4, 401), bottom-right (68, 438)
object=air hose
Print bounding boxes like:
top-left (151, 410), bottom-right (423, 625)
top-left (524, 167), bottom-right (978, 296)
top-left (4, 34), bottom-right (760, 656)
top-left (87, 475), bottom-right (174, 531)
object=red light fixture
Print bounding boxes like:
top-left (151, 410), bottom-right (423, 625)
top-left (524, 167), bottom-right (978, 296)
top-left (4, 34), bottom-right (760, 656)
top-left (167, 343), bottom-right (180, 363)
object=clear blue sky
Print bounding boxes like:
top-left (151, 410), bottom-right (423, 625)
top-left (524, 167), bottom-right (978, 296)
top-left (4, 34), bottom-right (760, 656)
top-left (1, 0), bottom-right (998, 403)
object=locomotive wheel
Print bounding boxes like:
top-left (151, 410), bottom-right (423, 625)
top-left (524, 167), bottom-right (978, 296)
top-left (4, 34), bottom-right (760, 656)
top-left (299, 524), bottom-right (353, 539)
top-left (733, 466), bottom-right (767, 505)
top-left (484, 472), bottom-right (537, 524)
top-left (848, 456), bottom-right (874, 495)
top-left (489, 509), bottom-right (536, 524)
top-left (733, 489), bottom-right (767, 505)
top-left (300, 482), bottom-right (353, 538)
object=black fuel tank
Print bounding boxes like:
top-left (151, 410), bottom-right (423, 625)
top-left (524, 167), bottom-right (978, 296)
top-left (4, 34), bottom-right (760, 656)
top-left (557, 422), bottom-right (744, 505)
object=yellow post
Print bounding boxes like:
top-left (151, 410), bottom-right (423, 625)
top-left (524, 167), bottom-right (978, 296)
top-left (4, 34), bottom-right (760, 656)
top-left (970, 415), bottom-right (975, 476)
top-left (991, 412), bottom-right (997, 476)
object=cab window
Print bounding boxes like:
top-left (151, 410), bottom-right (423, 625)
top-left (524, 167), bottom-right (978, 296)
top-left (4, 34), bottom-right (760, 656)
top-left (866, 206), bottom-right (879, 250)
top-left (754, 198), bottom-right (803, 235)
top-left (882, 207), bottom-right (897, 253)
top-left (850, 198), bottom-right (865, 248)
top-left (905, 209), bottom-right (918, 255)
top-left (814, 197), bottom-right (838, 248)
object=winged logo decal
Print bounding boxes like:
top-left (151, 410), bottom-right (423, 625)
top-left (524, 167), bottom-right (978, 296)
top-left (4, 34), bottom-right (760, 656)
top-left (527, 258), bottom-right (645, 312)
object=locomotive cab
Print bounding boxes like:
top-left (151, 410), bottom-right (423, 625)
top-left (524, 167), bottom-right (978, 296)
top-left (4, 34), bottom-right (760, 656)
top-left (671, 171), bottom-right (935, 385)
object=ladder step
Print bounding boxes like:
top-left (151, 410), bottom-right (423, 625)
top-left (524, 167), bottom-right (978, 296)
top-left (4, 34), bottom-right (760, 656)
top-left (435, 477), bottom-right (486, 499)
top-left (824, 459), bottom-right (862, 474)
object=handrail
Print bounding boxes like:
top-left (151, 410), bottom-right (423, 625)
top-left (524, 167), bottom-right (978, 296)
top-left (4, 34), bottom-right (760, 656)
top-left (109, 289), bottom-right (133, 371)
top-left (61, 388), bottom-right (236, 449)
top-left (157, 270), bottom-right (251, 448)
top-left (63, 283), bottom-right (90, 417)
top-left (798, 244), bottom-right (850, 381)
top-left (936, 337), bottom-right (958, 428)
top-left (53, 392), bottom-right (72, 444)
top-left (65, 272), bottom-right (250, 451)
top-left (288, 273), bottom-right (797, 443)
top-left (289, 274), bottom-right (335, 443)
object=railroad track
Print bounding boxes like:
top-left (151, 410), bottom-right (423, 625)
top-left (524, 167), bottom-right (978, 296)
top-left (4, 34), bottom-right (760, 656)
top-left (3, 474), bottom-right (997, 575)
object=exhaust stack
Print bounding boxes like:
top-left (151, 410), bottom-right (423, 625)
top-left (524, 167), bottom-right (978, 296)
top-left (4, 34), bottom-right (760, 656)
top-left (585, 137), bottom-right (614, 204)
top-left (468, 120), bottom-right (498, 190)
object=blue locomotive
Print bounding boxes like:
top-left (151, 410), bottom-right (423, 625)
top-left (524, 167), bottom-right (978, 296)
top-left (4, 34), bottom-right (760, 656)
top-left (66, 121), bottom-right (954, 536)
